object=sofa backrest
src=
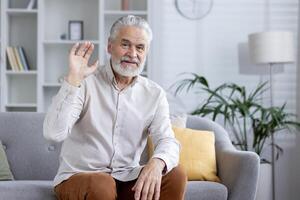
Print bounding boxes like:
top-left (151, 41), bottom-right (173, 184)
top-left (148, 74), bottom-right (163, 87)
top-left (0, 112), bottom-right (233, 181)
top-left (0, 112), bottom-right (61, 180)
top-left (186, 115), bottom-right (234, 152)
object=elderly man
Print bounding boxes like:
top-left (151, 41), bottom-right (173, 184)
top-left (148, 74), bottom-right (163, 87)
top-left (44, 15), bottom-right (187, 200)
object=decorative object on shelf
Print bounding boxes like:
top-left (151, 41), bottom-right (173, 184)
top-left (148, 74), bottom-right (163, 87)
top-left (58, 75), bottom-right (65, 84)
top-left (60, 33), bottom-right (67, 40)
top-left (27, 0), bottom-right (36, 10)
top-left (175, 0), bottom-right (214, 20)
top-left (68, 20), bottom-right (84, 40)
top-left (121, 0), bottom-right (129, 10)
top-left (248, 31), bottom-right (295, 200)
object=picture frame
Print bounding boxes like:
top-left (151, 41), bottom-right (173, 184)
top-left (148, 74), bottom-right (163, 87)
top-left (68, 20), bottom-right (84, 40)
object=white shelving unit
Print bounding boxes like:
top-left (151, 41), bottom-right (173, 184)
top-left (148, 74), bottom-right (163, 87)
top-left (0, 0), bottom-right (152, 112)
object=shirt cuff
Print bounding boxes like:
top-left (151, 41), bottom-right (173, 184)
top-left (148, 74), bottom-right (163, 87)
top-left (57, 80), bottom-right (81, 103)
top-left (151, 153), bottom-right (173, 175)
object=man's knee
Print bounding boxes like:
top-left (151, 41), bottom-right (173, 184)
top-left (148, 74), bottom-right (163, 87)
top-left (86, 173), bottom-right (117, 199)
top-left (163, 165), bottom-right (187, 190)
top-left (55, 172), bottom-right (117, 200)
top-left (160, 165), bottom-right (187, 200)
top-left (166, 165), bottom-right (188, 188)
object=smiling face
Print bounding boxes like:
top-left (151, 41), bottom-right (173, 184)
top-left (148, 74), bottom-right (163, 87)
top-left (107, 25), bottom-right (149, 77)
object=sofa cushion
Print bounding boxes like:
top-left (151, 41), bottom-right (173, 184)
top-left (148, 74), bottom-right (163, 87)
top-left (0, 180), bottom-right (56, 200)
top-left (172, 127), bottom-right (220, 182)
top-left (0, 180), bottom-right (227, 200)
top-left (0, 140), bottom-right (14, 180)
top-left (149, 126), bottom-right (220, 182)
top-left (185, 181), bottom-right (228, 200)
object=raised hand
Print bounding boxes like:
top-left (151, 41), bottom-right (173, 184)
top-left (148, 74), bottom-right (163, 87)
top-left (67, 41), bottom-right (99, 87)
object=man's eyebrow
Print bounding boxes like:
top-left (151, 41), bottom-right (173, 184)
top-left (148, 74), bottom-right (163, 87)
top-left (121, 39), bottom-right (146, 46)
top-left (136, 44), bottom-right (145, 49)
top-left (121, 39), bottom-right (131, 43)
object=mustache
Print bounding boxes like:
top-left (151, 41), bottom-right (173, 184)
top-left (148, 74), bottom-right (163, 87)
top-left (120, 56), bottom-right (140, 65)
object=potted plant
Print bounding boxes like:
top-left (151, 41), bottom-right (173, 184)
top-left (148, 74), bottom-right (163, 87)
top-left (172, 73), bottom-right (300, 161)
top-left (173, 72), bottom-right (300, 200)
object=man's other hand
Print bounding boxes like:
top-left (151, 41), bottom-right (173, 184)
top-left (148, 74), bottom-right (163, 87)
top-left (132, 158), bottom-right (166, 200)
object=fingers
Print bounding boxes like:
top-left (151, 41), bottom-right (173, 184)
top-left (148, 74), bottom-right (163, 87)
top-left (77, 41), bottom-right (91, 57)
top-left (141, 179), bottom-right (151, 200)
top-left (147, 182), bottom-right (155, 200)
top-left (153, 180), bottom-right (161, 200)
top-left (133, 176), bottom-right (144, 200)
top-left (70, 42), bottom-right (79, 56)
top-left (84, 60), bottom-right (99, 76)
top-left (84, 43), bottom-right (94, 59)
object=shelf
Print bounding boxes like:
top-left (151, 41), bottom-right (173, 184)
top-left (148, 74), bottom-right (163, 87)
top-left (8, 0), bottom-right (38, 10)
top-left (43, 40), bottom-right (100, 45)
top-left (8, 12), bottom-right (37, 70)
top-left (5, 103), bottom-right (37, 108)
top-left (6, 9), bottom-right (38, 16)
top-left (43, 83), bottom-right (61, 87)
top-left (1, 0), bottom-right (150, 112)
top-left (44, 0), bottom-right (99, 42)
top-left (6, 75), bottom-right (37, 105)
top-left (104, 10), bottom-right (147, 15)
top-left (6, 70), bottom-right (37, 75)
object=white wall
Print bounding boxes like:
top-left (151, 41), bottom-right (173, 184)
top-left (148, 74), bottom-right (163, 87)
top-left (151, 0), bottom-right (299, 199)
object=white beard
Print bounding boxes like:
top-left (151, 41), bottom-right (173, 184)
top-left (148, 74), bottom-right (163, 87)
top-left (111, 58), bottom-right (145, 77)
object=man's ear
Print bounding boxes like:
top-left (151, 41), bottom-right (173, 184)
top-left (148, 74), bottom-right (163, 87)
top-left (107, 40), bottom-right (112, 54)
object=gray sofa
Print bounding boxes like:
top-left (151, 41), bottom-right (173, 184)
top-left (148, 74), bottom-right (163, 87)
top-left (0, 112), bottom-right (259, 200)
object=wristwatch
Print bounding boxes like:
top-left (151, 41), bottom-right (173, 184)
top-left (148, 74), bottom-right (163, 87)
top-left (175, 0), bottom-right (214, 20)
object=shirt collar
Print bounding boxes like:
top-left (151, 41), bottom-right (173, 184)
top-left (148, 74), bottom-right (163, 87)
top-left (105, 60), bottom-right (140, 88)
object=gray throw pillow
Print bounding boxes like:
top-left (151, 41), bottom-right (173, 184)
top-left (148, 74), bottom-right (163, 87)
top-left (0, 140), bottom-right (14, 180)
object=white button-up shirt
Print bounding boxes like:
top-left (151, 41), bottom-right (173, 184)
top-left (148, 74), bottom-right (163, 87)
top-left (43, 63), bottom-right (180, 187)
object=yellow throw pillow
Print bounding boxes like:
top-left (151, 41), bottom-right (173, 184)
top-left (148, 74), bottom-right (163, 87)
top-left (148, 126), bottom-right (220, 182)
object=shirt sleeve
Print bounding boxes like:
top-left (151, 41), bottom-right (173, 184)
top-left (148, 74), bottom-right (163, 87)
top-left (148, 90), bottom-right (180, 174)
top-left (43, 80), bottom-right (85, 142)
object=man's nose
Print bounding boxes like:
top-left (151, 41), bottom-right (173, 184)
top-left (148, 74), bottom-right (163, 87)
top-left (127, 46), bottom-right (137, 58)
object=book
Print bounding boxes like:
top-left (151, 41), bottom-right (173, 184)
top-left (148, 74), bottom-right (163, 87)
top-left (6, 47), bottom-right (18, 71)
top-left (6, 48), bottom-right (13, 70)
top-left (18, 47), bottom-right (30, 71)
top-left (13, 47), bottom-right (24, 71)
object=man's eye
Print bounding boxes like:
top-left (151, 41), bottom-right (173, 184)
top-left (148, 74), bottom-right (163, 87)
top-left (137, 46), bottom-right (144, 51)
top-left (121, 43), bottom-right (129, 48)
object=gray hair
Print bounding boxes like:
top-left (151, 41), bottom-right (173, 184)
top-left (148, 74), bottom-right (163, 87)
top-left (108, 15), bottom-right (153, 44)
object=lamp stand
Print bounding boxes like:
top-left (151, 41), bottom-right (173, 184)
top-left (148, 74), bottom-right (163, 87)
top-left (269, 63), bottom-right (275, 200)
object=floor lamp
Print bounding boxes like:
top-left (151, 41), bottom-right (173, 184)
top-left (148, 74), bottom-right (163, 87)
top-left (248, 31), bottom-right (295, 200)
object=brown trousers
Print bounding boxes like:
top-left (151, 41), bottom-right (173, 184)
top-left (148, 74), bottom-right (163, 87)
top-left (54, 165), bottom-right (187, 200)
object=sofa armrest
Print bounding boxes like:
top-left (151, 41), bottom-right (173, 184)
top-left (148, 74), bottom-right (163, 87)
top-left (186, 115), bottom-right (260, 200)
top-left (217, 148), bottom-right (260, 200)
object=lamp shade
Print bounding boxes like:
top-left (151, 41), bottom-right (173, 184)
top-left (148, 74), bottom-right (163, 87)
top-left (248, 31), bottom-right (295, 64)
